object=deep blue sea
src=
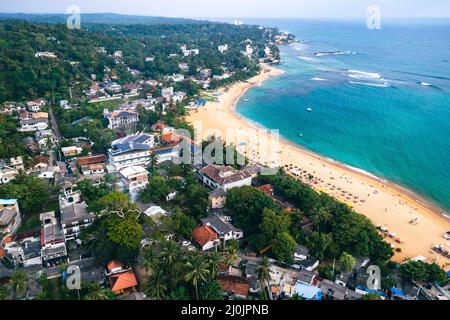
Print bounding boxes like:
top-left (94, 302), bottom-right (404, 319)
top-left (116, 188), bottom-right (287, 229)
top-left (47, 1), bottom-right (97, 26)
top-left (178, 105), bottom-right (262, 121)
top-left (233, 19), bottom-right (450, 211)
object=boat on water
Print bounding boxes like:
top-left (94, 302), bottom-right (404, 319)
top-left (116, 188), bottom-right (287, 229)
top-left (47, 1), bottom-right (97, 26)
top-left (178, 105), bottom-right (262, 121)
top-left (299, 133), bottom-right (304, 137)
top-left (306, 107), bottom-right (313, 112)
top-left (244, 98), bottom-right (250, 101)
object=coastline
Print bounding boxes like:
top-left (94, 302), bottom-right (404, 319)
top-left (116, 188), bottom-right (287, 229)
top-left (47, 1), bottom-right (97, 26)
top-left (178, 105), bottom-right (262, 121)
top-left (186, 64), bottom-right (450, 268)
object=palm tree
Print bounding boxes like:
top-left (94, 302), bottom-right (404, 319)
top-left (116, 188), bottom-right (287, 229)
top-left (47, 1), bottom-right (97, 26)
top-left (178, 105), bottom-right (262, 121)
top-left (205, 251), bottom-right (223, 281)
top-left (141, 246), bottom-right (160, 275)
top-left (0, 284), bottom-right (9, 300)
top-left (84, 284), bottom-right (113, 300)
top-left (161, 241), bottom-right (181, 268)
top-left (224, 247), bottom-right (239, 267)
top-left (184, 253), bottom-right (210, 300)
top-left (10, 270), bottom-right (28, 299)
top-left (145, 270), bottom-right (168, 299)
top-left (311, 207), bottom-right (332, 231)
top-left (257, 257), bottom-right (271, 300)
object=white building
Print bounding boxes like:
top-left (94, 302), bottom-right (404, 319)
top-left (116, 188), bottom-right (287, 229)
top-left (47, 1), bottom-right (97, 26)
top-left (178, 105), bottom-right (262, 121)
top-left (19, 118), bottom-right (48, 132)
top-left (0, 199), bottom-right (22, 235)
top-left (198, 165), bottom-right (253, 191)
top-left (120, 165), bottom-right (149, 192)
top-left (60, 202), bottom-right (94, 242)
top-left (104, 108), bottom-right (140, 129)
top-left (108, 133), bottom-right (155, 170)
top-left (200, 214), bottom-right (243, 243)
top-left (218, 44), bottom-right (228, 53)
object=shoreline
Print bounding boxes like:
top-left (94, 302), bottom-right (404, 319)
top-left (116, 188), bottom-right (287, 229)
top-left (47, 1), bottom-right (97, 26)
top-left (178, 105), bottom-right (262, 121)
top-left (186, 64), bottom-right (450, 268)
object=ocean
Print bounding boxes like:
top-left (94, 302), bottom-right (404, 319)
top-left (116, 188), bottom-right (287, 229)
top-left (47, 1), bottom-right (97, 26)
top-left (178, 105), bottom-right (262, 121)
top-left (234, 19), bottom-right (450, 211)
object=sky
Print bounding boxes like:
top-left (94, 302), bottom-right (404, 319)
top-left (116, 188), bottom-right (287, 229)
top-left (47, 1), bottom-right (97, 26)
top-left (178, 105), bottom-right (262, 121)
top-left (1, 0), bottom-right (450, 19)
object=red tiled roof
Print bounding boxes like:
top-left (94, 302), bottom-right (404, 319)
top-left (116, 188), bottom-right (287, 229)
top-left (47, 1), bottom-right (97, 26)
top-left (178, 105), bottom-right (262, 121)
top-left (109, 271), bottom-right (138, 293)
top-left (217, 275), bottom-right (250, 296)
top-left (192, 225), bottom-right (218, 247)
top-left (33, 155), bottom-right (49, 165)
top-left (161, 132), bottom-right (183, 145)
top-left (76, 154), bottom-right (107, 166)
top-left (107, 260), bottom-right (124, 271)
top-left (2, 235), bottom-right (14, 244)
top-left (199, 165), bottom-right (252, 186)
top-left (258, 184), bottom-right (274, 196)
top-left (0, 248), bottom-right (4, 258)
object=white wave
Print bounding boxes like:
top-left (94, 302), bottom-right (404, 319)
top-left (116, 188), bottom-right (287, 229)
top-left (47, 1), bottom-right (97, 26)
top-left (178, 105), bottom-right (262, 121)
top-left (315, 50), bottom-right (356, 57)
top-left (297, 56), bottom-right (316, 62)
top-left (420, 82), bottom-right (432, 86)
top-left (311, 77), bottom-right (328, 81)
top-left (349, 80), bottom-right (390, 88)
top-left (347, 69), bottom-right (382, 80)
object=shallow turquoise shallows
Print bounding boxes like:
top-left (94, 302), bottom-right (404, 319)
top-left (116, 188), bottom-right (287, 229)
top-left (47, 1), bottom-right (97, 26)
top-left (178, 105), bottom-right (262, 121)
top-left (235, 19), bottom-right (450, 211)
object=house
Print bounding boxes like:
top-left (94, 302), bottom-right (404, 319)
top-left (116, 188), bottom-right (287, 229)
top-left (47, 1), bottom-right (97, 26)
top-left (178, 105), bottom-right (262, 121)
top-left (108, 134), bottom-right (155, 170)
top-left (199, 165), bottom-right (253, 191)
top-left (217, 275), bottom-right (250, 299)
top-left (0, 167), bottom-right (19, 184)
top-left (320, 279), bottom-right (362, 300)
top-left (161, 132), bottom-right (184, 146)
top-left (120, 166), bottom-right (149, 192)
top-left (40, 211), bottom-right (68, 267)
top-left (208, 189), bottom-right (227, 209)
top-left (59, 180), bottom-right (82, 208)
top-left (3, 237), bottom-right (42, 267)
top-left (294, 244), bottom-right (309, 262)
top-left (166, 190), bottom-right (177, 201)
top-left (152, 146), bottom-right (181, 164)
top-left (60, 202), bottom-right (94, 242)
top-left (296, 257), bottom-right (320, 271)
top-left (192, 225), bottom-right (220, 251)
top-left (32, 155), bottom-right (50, 171)
top-left (19, 117), bottom-right (48, 132)
top-left (138, 204), bottom-right (168, 218)
top-left (26, 98), bottom-right (46, 112)
top-left (179, 63), bottom-right (190, 72)
top-left (161, 87), bottom-right (174, 100)
top-left (106, 260), bottom-right (138, 294)
top-left (218, 44), bottom-right (228, 53)
top-left (292, 282), bottom-right (323, 300)
top-left (257, 184), bottom-right (274, 197)
top-left (0, 199), bottom-right (22, 236)
top-left (297, 269), bottom-right (316, 286)
top-left (76, 154), bottom-right (107, 174)
top-left (104, 109), bottom-right (139, 129)
top-left (81, 164), bottom-right (106, 175)
top-left (104, 82), bottom-right (122, 94)
top-left (22, 136), bottom-right (39, 153)
top-left (200, 215), bottom-right (243, 243)
top-left (35, 51), bottom-right (57, 59)
top-left (62, 146), bottom-right (83, 157)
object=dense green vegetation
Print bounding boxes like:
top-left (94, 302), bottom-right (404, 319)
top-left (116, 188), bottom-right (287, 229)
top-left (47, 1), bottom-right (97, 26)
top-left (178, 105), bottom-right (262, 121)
top-left (0, 114), bottom-right (28, 159)
top-left (226, 173), bottom-right (394, 265)
top-left (0, 18), bottom-right (279, 103)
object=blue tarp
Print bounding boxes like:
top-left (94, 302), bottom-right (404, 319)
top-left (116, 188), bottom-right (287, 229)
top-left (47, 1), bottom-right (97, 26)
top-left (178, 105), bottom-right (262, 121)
top-left (446, 270), bottom-right (450, 278)
top-left (293, 282), bottom-right (323, 300)
top-left (390, 287), bottom-right (406, 297)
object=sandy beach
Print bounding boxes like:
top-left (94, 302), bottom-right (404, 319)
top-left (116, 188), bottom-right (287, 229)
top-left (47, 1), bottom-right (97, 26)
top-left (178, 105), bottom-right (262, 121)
top-left (186, 65), bottom-right (450, 269)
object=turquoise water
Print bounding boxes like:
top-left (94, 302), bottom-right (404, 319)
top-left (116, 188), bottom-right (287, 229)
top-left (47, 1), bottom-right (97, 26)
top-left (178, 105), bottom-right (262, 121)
top-left (236, 19), bottom-right (450, 211)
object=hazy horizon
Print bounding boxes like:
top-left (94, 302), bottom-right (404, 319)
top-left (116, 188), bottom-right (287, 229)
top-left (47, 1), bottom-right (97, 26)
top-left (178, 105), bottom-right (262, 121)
top-left (1, 0), bottom-right (450, 19)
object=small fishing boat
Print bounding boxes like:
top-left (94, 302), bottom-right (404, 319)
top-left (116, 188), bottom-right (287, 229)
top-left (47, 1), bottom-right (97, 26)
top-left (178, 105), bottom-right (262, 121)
top-left (306, 107), bottom-right (313, 112)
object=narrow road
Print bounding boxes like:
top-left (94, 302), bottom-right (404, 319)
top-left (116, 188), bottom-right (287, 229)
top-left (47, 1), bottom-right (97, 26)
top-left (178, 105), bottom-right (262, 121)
top-left (48, 106), bottom-right (62, 141)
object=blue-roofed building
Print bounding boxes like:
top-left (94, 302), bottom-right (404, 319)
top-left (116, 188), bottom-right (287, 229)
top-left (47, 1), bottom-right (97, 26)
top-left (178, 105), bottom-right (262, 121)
top-left (108, 133), bottom-right (155, 170)
top-left (292, 282), bottom-right (323, 300)
top-left (0, 199), bottom-right (22, 235)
